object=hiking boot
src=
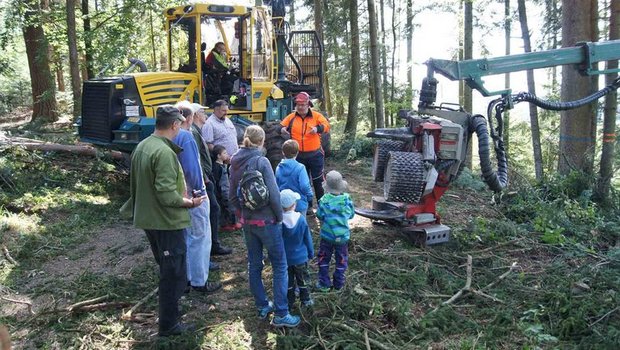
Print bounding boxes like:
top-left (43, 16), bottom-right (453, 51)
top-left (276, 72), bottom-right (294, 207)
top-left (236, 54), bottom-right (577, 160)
top-left (301, 299), bottom-right (314, 307)
top-left (209, 261), bottom-right (221, 271)
top-left (258, 301), bottom-right (274, 319)
top-left (159, 322), bottom-right (195, 337)
top-left (272, 314), bottom-right (300, 328)
top-left (211, 245), bottom-right (233, 256)
top-left (192, 281), bottom-right (222, 294)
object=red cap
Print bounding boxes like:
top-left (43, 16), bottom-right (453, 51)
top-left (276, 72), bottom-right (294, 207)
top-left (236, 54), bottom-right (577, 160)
top-left (294, 92), bottom-right (310, 104)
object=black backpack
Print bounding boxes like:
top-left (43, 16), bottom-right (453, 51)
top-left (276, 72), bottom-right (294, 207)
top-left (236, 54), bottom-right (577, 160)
top-left (239, 156), bottom-right (270, 210)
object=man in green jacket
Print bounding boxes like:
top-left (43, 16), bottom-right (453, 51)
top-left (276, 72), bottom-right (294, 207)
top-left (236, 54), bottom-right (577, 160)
top-left (120, 105), bottom-right (207, 337)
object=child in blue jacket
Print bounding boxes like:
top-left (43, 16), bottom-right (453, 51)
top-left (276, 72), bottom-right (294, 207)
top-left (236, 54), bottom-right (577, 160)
top-left (276, 140), bottom-right (314, 216)
top-left (316, 170), bottom-right (355, 291)
top-left (280, 189), bottom-right (315, 308)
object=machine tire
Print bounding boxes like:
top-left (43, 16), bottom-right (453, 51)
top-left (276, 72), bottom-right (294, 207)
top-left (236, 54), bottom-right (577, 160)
top-left (372, 140), bottom-right (405, 182)
top-left (384, 151), bottom-right (425, 203)
top-left (262, 121), bottom-right (289, 169)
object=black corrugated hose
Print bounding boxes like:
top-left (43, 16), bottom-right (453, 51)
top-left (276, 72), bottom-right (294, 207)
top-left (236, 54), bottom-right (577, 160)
top-left (512, 76), bottom-right (620, 111)
top-left (471, 114), bottom-right (508, 192)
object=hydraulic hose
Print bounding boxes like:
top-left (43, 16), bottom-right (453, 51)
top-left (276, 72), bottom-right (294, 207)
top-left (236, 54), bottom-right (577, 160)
top-left (471, 114), bottom-right (508, 192)
top-left (512, 76), bottom-right (620, 111)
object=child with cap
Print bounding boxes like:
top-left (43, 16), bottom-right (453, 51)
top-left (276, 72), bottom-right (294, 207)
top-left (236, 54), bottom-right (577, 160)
top-left (316, 170), bottom-right (355, 291)
top-left (280, 189), bottom-right (315, 308)
top-left (275, 139), bottom-right (314, 217)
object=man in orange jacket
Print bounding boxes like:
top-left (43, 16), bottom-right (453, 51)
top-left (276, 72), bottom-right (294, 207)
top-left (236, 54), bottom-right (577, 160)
top-left (280, 92), bottom-right (330, 207)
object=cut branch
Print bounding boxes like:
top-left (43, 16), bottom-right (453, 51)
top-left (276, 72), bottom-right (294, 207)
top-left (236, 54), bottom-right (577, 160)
top-left (121, 287), bottom-right (158, 321)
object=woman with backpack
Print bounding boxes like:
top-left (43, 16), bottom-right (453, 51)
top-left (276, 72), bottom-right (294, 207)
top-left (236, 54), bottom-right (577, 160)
top-left (228, 125), bottom-right (301, 328)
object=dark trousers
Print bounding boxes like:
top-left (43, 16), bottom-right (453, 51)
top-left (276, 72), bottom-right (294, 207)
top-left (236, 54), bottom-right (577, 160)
top-left (287, 263), bottom-right (311, 308)
top-left (317, 239), bottom-right (348, 289)
top-left (144, 229), bottom-right (187, 333)
top-left (206, 181), bottom-right (222, 249)
top-left (297, 149), bottom-right (325, 204)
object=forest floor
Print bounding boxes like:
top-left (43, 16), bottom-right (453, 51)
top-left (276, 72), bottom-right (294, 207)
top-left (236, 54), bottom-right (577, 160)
top-left (0, 118), bottom-right (618, 349)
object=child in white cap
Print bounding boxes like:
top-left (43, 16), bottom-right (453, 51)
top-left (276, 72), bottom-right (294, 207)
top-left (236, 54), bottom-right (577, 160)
top-left (316, 170), bottom-right (355, 291)
top-left (280, 189), bottom-right (315, 308)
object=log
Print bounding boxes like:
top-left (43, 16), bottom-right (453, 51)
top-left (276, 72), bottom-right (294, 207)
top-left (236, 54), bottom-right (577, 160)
top-left (1, 136), bottom-right (125, 160)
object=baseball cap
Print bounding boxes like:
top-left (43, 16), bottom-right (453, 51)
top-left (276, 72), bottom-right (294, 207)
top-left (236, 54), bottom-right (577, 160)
top-left (191, 103), bottom-right (207, 114)
top-left (280, 189), bottom-right (301, 208)
top-left (156, 105), bottom-right (185, 122)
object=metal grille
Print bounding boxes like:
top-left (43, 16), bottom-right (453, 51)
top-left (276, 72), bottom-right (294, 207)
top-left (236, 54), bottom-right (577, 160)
top-left (285, 30), bottom-right (323, 98)
top-left (81, 82), bottom-right (112, 142)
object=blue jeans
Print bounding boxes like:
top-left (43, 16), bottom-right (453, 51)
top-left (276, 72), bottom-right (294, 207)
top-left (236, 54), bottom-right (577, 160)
top-left (243, 223), bottom-right (289, 317)
top-left (186, 200), bottom-right (212, 286)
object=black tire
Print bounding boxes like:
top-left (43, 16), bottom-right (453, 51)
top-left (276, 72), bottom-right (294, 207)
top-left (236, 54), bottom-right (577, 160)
top-left (372, 140), bottom-right (405, 182)
top-left (262, 121), bottom-right (289, 170)
top-left (384, 151), bottom-right (425, 203)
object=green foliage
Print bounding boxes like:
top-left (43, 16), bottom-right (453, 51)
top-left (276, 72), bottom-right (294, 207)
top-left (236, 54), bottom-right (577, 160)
top-left (452, 167), bottom-right (488, 191)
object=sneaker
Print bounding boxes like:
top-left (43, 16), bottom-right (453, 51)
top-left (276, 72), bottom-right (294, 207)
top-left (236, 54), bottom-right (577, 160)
top-left (315, 283), bottom-right (330, 293)
top-left (258, 301), bottom-right (274, 319)
top-left (159, 322), bottom-right (195, 337)
top-left (211, 245), bottom-right (233, 256)
top-left (192, 281), bottom-right (222, 293)
top-left (209, 261), bottom-right (221, 271)
top-left (301, 299), bottom-right (314, 307)
top-left (272, 314), bottom-right (301, 328)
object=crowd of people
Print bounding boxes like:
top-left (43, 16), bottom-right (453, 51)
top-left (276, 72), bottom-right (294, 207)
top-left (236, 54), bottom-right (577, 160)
top-left (121, 93), bottom-right (355, 336)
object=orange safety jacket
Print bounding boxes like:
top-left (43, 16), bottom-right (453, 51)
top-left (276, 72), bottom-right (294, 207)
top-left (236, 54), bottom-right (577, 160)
top-left (280, 110), bottom-right (330, 152)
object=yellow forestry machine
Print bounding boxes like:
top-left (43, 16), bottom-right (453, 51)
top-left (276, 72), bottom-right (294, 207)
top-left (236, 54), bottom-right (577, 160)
top-left (76, 1), bottom-right (324, 164)
top-left (356, 40), bottom-right (620, 246)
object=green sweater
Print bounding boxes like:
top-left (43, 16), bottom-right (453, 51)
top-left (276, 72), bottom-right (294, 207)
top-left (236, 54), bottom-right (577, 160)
top-left (120, 135), bottom-right (190, 230)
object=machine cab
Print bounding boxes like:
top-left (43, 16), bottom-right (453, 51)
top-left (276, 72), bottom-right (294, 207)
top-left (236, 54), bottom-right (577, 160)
top-left (165, 4), bottom-right (279, 113)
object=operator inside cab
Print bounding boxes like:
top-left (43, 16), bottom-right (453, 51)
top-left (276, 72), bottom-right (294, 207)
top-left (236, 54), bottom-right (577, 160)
top-left (204, 42), bottom-right (238, 105)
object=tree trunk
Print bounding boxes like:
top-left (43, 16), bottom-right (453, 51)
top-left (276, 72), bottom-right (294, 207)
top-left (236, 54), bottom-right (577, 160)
top-left (368, 0), bottom-right (384, 128)
top-left (82, 0), bottom-right (94, 80)
top-left (344, 0), bottom-right (360, 138)
top-left (67, 0), bottom-right (82, 117)
top-left (503, 0), bottom-right (510, 155)
top-left (517, 0), bottom-right (544, 181)
top-left (380, 0), bottom-right (389, 126)
top-left (390, 0), bottom-right (398, 126)
top-left (55, 59), bottom-right (65, 92)
top-left (406, 0), bottom-right (413, 108)
top-left (289, 0), bottom-right (296, 26)
top-left (314, 0), bottom-right (332, 118)
top-left (463, 0), bottom-right (473, 169)
top-left (23, 0), bottom-right (58, 124)
top-left (558, 0), bottom-right (597, 174)
top-left (596, 0), bottom-right (619, 205)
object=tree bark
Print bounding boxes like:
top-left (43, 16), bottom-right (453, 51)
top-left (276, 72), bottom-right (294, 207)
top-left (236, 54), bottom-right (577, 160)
top-left (314, 0), bottom-right (332, 118)
top-left (558, 0), bottom-right (598, 174)
top-left (82, 0), bottom-right (94, 80)
top-left (23, 0), bottom-right (58, 124)
top-left (596, 0), bottom-right (619, 205)
top-left (517, 0), bottom-right (544, 181)
top-left (344, 0), bottom-right (360, 138)
top-left (368, 0), bottom-right (385, 128)
top-left (406, 0), bottom-right (413, 108)
top-left (67, 0), bottom-right (82, 117)
top-left (390, 0), bottom-right (398, 126)
top-left (463, 0), bottom-right (473, 169)
top-left (379, 0), bottom-right (389, 126)
top-left (503, 0), bottom-right (511, 155)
